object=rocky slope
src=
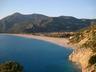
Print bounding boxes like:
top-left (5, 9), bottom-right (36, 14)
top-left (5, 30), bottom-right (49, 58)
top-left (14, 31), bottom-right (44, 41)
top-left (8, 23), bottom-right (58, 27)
top-left (0, 12), bottom-right (96, 33)
top-left (69, 22), bottom-right (96, 72)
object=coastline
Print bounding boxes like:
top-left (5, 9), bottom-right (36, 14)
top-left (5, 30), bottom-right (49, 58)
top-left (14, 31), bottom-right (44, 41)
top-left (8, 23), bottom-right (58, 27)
top-left (11, 34), bottom-right (74, 49)
top-left (0, 34), bottom-right (82, 71)
top-left (12, 34), bottom-right (82, 70)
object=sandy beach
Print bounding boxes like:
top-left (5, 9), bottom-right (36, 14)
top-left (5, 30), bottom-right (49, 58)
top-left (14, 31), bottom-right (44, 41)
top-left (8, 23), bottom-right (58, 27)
top-left (12, 34), bottom-right (74, 49)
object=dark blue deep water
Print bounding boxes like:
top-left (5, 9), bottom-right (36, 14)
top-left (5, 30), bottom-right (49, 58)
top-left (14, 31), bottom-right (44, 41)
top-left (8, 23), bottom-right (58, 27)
top-left (0, 34), bottom-right (81, 72)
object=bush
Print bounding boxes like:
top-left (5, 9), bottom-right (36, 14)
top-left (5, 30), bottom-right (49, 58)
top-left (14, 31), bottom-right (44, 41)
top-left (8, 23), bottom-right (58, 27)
top-left (0, 61), bottom-right (23, 72)
top-left (89, 55), bottom-right (96, 65)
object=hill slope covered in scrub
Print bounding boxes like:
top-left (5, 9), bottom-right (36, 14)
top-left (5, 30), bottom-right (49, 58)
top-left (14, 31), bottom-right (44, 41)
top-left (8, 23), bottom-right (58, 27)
top-left (0, 12), bottom-right (96, 33)
top-left (69, 22), bottom-right (96, 72)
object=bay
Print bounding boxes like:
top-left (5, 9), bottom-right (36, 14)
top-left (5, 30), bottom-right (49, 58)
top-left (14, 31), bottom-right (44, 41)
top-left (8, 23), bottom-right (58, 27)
top-left (0, 34), bottom-right (81, 72)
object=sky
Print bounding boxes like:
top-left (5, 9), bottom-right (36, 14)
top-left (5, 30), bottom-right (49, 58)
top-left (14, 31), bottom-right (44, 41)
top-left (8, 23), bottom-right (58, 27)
top-left (0, 0), bottom-right (96, 19)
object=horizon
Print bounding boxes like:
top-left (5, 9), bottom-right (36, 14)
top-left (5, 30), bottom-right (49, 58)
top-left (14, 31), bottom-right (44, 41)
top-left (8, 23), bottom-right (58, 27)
top-left (0, 0), bottom-right (96, 19)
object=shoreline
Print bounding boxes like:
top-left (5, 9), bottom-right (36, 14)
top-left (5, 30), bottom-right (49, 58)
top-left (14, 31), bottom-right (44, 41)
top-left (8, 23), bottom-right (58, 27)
top-left (0, 34), bottom-right (82, 71)
top-left (12, 34), bottom-right (82, 70)
top-left (11, 34), bottom-right (74, 49)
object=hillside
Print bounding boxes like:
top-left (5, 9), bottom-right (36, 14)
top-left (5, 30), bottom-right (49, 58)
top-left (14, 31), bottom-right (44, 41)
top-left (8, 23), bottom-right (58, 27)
top-left (69, 22), bottom-right (96, 72)
top-left (0, 12), bottom-right (95, 33)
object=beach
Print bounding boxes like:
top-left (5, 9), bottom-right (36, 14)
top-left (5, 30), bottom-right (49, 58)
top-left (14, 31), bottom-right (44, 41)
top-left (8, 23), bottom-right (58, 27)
top-left (12, 34), bottom-right (74, 49)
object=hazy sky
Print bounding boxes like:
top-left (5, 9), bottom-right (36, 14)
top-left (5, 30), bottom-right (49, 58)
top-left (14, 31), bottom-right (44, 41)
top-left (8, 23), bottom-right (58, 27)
top-left (0, 0), bottom-right (96, 19)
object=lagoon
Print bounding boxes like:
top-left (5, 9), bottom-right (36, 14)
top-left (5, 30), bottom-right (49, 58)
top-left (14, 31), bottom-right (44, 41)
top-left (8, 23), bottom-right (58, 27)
top-left (0, 35), bottom-right (81, 72)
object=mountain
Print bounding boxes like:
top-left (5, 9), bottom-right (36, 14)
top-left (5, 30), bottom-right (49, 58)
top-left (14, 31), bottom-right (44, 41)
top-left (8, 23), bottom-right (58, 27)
top-left (69, 22), bottom-right (96, 72)
top-left (0, 12), bottom-right (96, 33)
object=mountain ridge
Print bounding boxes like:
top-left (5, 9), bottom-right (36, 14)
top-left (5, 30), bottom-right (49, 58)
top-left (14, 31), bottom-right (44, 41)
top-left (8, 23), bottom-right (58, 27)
top-left (0, 12), bottom-right (96, 33)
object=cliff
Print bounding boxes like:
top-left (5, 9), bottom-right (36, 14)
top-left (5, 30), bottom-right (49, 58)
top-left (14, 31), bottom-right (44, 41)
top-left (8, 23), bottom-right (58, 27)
top-left (69, 22), bottom-right (96, 72)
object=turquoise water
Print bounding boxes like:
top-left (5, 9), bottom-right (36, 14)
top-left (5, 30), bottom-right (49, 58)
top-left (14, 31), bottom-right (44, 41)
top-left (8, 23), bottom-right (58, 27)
top-left (0, 35), bottom-right (81, 72)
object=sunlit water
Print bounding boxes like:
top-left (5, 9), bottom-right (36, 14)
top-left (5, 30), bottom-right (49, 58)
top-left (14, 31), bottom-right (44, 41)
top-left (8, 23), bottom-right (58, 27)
top-left (0, 34), bottom-right (81, 72)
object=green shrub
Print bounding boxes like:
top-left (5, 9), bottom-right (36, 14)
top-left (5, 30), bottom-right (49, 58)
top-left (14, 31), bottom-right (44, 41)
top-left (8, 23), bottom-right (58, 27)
top-left (89, 55), bottom-right (96, 65)
top-left (0, 61), bottom-right (23, 72)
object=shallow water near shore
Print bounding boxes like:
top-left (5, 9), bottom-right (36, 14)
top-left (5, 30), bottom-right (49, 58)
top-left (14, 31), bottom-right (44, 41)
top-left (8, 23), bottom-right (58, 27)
top-left (0, 34), bottom-right (81, 72)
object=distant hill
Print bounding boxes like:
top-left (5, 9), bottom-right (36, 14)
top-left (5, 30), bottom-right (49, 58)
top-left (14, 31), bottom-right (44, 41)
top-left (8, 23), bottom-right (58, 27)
top-left (0, 12), bottom-right (96, 33)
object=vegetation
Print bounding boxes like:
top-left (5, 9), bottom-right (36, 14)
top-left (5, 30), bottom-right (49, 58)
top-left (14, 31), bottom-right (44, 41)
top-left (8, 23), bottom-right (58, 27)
top-left (70, 22), bottom-right (96, 71)
top-left (95, 64), bottom-right (96, 71)
top-left (89, 55), bottom-right (96, 65)
top-left (0, 12), bottom-right (94, 33)
top-left (70, 22), bottom-right (96, 51)
top-left (0, 61), bottom-right (23, 72)
top-left (82, 24), bottom-right (96, 52)
top-left (43, 32), bottom-right (75, 38)
top-left (69, 32), bottom-right (82, 43)
top-left (89, 55), bottom-right (96, 72)
top-left (32, 32), bottom-right (75, 38)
